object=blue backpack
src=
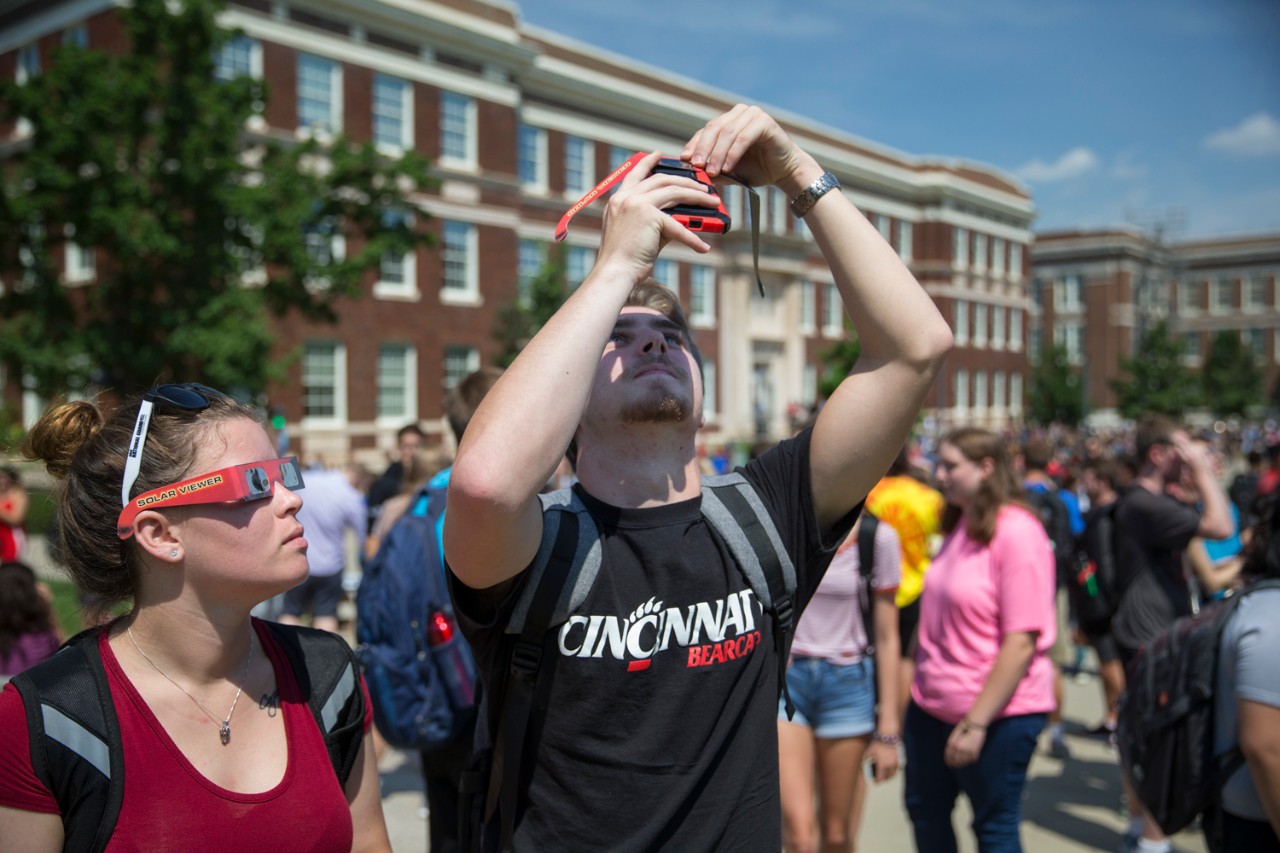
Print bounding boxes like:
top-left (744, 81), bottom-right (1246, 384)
top-left (356, 483), bottom-right (478, 750)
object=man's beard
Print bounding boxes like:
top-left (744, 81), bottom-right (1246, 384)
top-left (620, 391), bottom-right (691, 424)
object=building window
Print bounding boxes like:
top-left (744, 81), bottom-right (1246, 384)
top-left (17, 43), bottom-right (40, 84)
top-left (1009, 243), bottom-right (1022, 280)
top-left (954, 369), bottom-right (969, 410)
top-left (651, 259), bottom-right (677, 289)
top-left (302, 341), bottom-right (345, 421)
top-left (62, 25), bottom-right (87, 48)
top-left (609, 145), bottom-right (632, 172)
top-left (372, 74), bottom-right (412, 152)
top-left (991, 305), bottom-right (1006, 350)
top-left (800, 281), bottom-right (815, 332)
top-left (297, 54), bottom-right (341, 135)
top-left (1029, 327), bottom-right (1042, 362)
top-left (689, 265), bottom-right (716, 327)
top-left (993, 370), bottom-right (1006, 411)
top-left (723, 185), bottom-right (744, 225)
top-left (991, 238), bottom-right (1005, 278)
top-left (566, 246), bottom-right (593, 290)
top-left (215, 35), bottom-right (260, 81)
top-left (953, 299), bottom-right (969, 346)
top-left (441, 221), bottom-right (478, 301)
top-left (444, 345), bottom-right (479, 389)
top-left (770, 188), bottom-right (788, 236)
top-left (1243, 328), bottom-right (1266, 361)
top-left (1243, 276), bottom-right (1266, 313)
top-left (973, 233), bottom-right (987, 272)
top-left (373, 209), bottom-right (416, 297)
top-left (898, 221), bottom-right (913, 262)
top-left (1056, 275), bottom-right (1084, 312)
top-left (974, 371), bottom-right (988, 411)
top-left (64, 241), bottom-right (95, 283)
top-left (518, 124), bottom-right (547, 190)
top-left (516, 239), bottom-right (544, 305)
top-left (1010, 372), bottom-right (1023, 413)
top-left (1179, 280), bottom-right (1201, 314)
top-left (702, 358), bottom-right (717, 419)
top-left (1056, 322), bottom-right (1084, 365)
top-left (377, 344), bottom-right (416, 421)
top-left (972, 303), bottom-right (987, 348)
top-left (1211, 277), bottom-right (1233, 315)
top-left (822, 283), bottom-right (843, 336)
top-left (802, 363), bottom-right (817, 407)
top-left (872, 213), bottom-right (890, 242)
top-left (1182, 333), bottom-right (1202, 366)
top-left (303, 216), bottom-right (344, 287)
top-left (1009, 308), bottom-right (1023, 351)
top-left (564, 136), bottom-right (594, 196)
top-left (953, 227), bottom-right (968, 268)
top-left (440, 91), bottom-right (476, 167)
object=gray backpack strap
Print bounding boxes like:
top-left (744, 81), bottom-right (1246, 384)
top-left (700, 472), bottom-right (799, 717)
top-left (506, 487), bottom-right (602, 635)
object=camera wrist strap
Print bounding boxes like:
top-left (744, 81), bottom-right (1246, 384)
top-left (554, 152), bottom-right (764, 297)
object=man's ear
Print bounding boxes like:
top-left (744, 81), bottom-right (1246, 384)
top-left (133, 512), bottom-right (184, 565)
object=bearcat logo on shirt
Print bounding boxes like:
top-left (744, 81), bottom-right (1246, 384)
top-left (556, 589), bottom-right (765, 672)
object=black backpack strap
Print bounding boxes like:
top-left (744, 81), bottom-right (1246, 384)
top-left (487, 510), bottom-right (580, 852)
top-left (700, 474), bottom-right (797, 718)
top-left (263, 622), bottom-right (365, 788)
top-left (11, 629), bottom-right (124, 853)
top-left (857, 512), bottom-right (879, 656)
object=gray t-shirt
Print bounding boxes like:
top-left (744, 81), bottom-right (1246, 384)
top-left (1214, 586), bottom-right (1280, 820)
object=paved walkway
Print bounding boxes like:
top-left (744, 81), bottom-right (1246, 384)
top-left (377, 669), bottom-right (1209, 852)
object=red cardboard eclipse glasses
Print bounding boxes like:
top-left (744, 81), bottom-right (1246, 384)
top-left (116, 456), bottom-right (305, 540)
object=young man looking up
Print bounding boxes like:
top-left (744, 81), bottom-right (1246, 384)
top-left (443, 105), bottom-right (953, 851)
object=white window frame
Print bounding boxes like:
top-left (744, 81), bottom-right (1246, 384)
top-left (1243, 276), bottom-right (1266, 313)
top-left (1211, 277), bottom-right (1233, 315)
top-left (991, 238), bottom-right (1005, 278)
top-left (770, 189), bottom-right (788, 236)
top-left (689, 265), bottom-right (716, 328)
top-left (898, 221), bottom-right (913, 262)
top-left (1056, 322), bottom-right (1084, 366)
top-left (953, 227), bottom-right (968, 268)
top-left (566, 246), bottom-right (593, 290)
top-left (1056, 275), bottom-right (1084, 312)
top-left (517, 124), bottom-right (548, 192)
top-left (516, 239), bottom-right (544, 306)
top-left (297, 53), bottom-right (342, 138)
top-left (993, 370), bottom-right (1006, 412)
top-left (822, 282), bottom-right (843, 337)
top-left (564, 136), bottom-right (595, 197)
top-left (439, 91), bottom-right (477, 169)
top-left (799, 280), bottom-right (815, 334)
top-left (215, 34), bottom-right (262, 82)
top-left (991, 305), bottom-right (1006, 351)
top-left (440, 220), bottom-right (479, 304)
top-left (1179, 279), bottom-right (1201, 315)
top-left (651, 258), bottom-right (677, 290)
top-left (1029, 328), bottom-right (1043, 363)
top-left (973, 233), bottom-right (987, 272)
top-left (443, 345), bottom-right (480, 390)
top-left (872, 213), bottom-right (890, 242)
top-left (1181, 332), bottom-right (1202, 366)
top-left (1010, 372), bottom-right (1023, 414)
top-left (372, 73), bottom-right (413, 154)
top-left (303, 217), bottom-right (345, 290)
top-left (301, 340), bottom-right (347, 426)
top-left (972, 303), bottom-right (987, 348)
top-left (1243, 328), bottom-right (1266, 362)
top-left (1009, 243), bottom-right (1023, 281)
top-left (608, 145), bottom-right (632, 172)
top-left (376, 343), bottom-right (417, 425)
top-left (954, 369), bottom-right (969, 411)
top-left (953, 299), bottom-right (969, 346)
top-left (974, 370), bottom-right (988, 412)
top-left (1009, 308), bottom-right (1023, 351)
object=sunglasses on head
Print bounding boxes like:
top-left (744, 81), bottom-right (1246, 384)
top-left (120, 383), bottom-right (229, 508)
top-left (116, 456), bottom-right (305, 540)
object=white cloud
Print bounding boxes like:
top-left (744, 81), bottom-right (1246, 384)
top-left (1204, 112), bottom-right (1280, 157)
top-left (1014, 147), bottom-right (1100, 183)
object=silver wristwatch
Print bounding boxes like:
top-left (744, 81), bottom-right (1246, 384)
top-left (789, 171), bottom-right (840, 219)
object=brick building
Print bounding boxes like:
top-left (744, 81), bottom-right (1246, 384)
top-left (1031, 228), bottom-right (1280, 425)
top-left (2, 0), bottom-right (1035, 466)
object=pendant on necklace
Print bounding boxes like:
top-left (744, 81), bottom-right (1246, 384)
top-left (220, 722), bottom-right (231, 746)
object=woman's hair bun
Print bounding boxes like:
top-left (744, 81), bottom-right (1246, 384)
top-left (22, 400), bottom-right (105, 479)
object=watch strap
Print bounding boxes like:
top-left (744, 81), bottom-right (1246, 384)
top-left (789, 171), bottom-right (840, 219)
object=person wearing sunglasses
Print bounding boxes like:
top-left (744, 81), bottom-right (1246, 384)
top-left (0, 386), bottom-right (390, 852)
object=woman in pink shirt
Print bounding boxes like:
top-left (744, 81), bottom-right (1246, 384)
top-left (904, 428), bottom-right (1056, 853)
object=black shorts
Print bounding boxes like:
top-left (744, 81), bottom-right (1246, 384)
top-left (1083, 625), bottom-right (1120, 664)
top-left (282, 572), bottom-right (345, 618)
top-left (898, 598), bottom-right (921, 660)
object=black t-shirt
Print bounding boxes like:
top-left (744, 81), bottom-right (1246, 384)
top-left (1111, 484), bottom-right (1201, 652)
top-left (450, 430), bottom-right (853, 852)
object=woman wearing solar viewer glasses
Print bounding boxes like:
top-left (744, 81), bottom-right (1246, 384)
top-left (0, 385), bottom-right (390, 852)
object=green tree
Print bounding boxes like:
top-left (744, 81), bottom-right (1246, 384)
top-left (817, 320), bottom-right (860, 400)
top-left (1027, 343), bottom-right (1084, 426)
top-left (0, 0), bottom-right (434, 398)
top-left (1201, 330), bottom-right (1263, 417)
top-left (492, 248), bottom-right (568, 368)
top-left (1110, 319), bottom-right (1200, 419)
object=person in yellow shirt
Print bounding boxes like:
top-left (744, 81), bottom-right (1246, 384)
top-left (865, 445), bottom-right (945, 722)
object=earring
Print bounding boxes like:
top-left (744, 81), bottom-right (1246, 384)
top-left (170, 550), bottom-right (179, 557)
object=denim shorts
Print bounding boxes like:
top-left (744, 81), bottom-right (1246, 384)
top-left (777, 655), bottom-right (876, 739)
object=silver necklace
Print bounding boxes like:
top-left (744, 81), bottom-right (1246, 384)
top-left (127, 626), bottom-right (254, 746)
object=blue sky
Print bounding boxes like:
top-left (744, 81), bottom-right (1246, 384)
top-left (513, 0), bottom-right (1280, 239)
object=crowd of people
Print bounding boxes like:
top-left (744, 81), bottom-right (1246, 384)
top-left (0, 100), bottom-right (1278, 853)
